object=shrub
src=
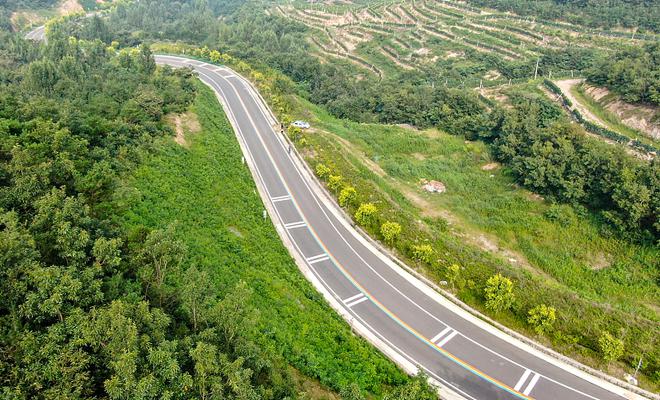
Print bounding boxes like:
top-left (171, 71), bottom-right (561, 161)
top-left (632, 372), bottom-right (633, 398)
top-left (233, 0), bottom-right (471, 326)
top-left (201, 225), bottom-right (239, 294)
top-left (411, 244), bottom-right (434, 264)
top-left (339, 186), bottom-right (357, 207)
top-left (315, 163), bottom-right (331, 180)
top-left (484, 273), bottom-right (515, 313)
top-left (354, 203), bottom-right (377, 226)
top-left (288, 126), bottom-right (302, 141)
top-left (598, 332), bottom-right (624, 365)
top-left (446, 264), bottom-right (461, 289)
top-left (380, 221), bottom-right (402, 244)
top-left (328, 175), bottom-right (343, 193)
top-left (527, 304), bottom-right (556, 335)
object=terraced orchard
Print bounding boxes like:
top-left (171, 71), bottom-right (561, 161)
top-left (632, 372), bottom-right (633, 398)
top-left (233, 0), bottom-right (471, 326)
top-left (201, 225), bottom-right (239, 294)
top-left (274, 0), bottom-right (659, 87)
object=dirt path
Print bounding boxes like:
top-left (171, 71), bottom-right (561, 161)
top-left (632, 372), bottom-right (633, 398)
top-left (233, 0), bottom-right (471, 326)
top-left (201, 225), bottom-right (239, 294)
top-left (554, 79), bottom-right (608, 128)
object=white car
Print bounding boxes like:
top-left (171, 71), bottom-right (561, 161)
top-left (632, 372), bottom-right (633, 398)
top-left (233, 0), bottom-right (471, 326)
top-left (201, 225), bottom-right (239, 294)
top-left (291, 120), bottom-right (310, 129)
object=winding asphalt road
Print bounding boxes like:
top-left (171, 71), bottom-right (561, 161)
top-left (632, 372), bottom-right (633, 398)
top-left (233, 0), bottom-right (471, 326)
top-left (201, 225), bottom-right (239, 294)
top-left (154, 55), bottom-right (648, 400)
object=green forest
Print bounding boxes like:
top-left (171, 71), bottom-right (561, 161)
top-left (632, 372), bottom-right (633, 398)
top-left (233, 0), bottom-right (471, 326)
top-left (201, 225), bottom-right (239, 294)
top-left (0, 6), bottom-right (437, 399)
top-left (587, 42), bottom-right (660, 106)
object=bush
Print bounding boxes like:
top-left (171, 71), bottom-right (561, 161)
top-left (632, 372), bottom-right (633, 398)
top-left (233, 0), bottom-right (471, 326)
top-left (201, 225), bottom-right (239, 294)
top-left (380, 221), bottom-right (402, 244)
top-left (354, 203), bottom-right (377, 226)
top-left (484, 274), bottom-right (515, 313)
top-left (328, 175), bottom-right (343, 193)
top-left (315, 163), bottom-right (331, 180)
top-left (446, 264), bottom-right (461, 289)
top-left (527, 304), bottom-right (556, 335)
top-left (339, 186), bottom-right (357, 207)
top-left (599, 332), bottom-right (624, 365)
top-left (411, 244), bottom-right (434, 264)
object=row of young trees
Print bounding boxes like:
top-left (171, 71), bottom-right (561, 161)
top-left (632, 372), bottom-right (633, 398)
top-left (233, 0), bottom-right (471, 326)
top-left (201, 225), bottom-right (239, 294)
top-left (316, 160), bottom-right (629, 368)
top-left (465, 0), bottom-right (660, 33)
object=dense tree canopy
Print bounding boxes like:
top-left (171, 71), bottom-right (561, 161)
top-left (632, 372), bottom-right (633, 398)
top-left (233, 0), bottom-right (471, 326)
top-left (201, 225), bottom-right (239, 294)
top-left (587, 42), bottom-right (660, 106)
top-left (0, 31), bottom-right (301, 398)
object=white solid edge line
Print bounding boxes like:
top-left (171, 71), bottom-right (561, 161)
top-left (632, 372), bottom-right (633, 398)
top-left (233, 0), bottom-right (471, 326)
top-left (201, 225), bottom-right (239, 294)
top-left (195, 63), bottom-right (469, 399)
top-left (222, 61), bottom-right (651, 400)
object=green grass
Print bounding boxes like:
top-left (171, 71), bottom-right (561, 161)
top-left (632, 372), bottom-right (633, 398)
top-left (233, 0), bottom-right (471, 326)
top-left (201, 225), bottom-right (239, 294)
top-left (571, 83), bottom-right (657, 146)
top-left (288, 95), bottom-right (660, 389)
top-left (118, 81), bottom-right (407, 396)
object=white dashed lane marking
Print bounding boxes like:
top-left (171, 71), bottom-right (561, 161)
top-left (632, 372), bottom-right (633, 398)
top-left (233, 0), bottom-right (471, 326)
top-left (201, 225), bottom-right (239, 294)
top-left (284, 221), bottom-right (306, 229)
top-left (307, 254), bottom-right (330, 265)
top-left (514, 369), bottom-right (541, 396)
top-left (344, 293), bottom-right (369, 308)
top-left (430, 326), bottom-right (458, 347)
top-left (271, 194), bottom-right (292, 202)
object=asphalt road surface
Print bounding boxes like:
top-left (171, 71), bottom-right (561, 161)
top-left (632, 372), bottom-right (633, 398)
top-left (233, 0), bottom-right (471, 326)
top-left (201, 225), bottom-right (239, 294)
top-left (155, 55), bottom-right (644, 400)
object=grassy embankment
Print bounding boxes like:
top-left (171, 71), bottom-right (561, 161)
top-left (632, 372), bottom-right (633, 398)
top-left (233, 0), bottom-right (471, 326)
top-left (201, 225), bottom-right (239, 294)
top-left (570, 83), bottom-right (657, 146)
top-left (286, 95), bottom-right (659, 389)
top-left (118, 81), bottom-right (409, 397)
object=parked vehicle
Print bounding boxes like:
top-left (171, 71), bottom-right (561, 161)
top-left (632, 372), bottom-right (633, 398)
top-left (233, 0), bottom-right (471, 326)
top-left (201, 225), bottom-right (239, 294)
top-left (291, 120), bottom-right (310, 129)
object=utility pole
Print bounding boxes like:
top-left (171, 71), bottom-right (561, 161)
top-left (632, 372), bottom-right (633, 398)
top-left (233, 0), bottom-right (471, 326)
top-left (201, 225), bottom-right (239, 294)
top-left (534, 58), bottom-right (540, 80)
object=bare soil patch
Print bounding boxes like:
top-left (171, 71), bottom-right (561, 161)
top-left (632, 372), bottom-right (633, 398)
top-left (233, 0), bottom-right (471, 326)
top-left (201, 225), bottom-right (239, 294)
top-left (58, 0), bottom-right (84, 16)
top-left (167, 111), bottom-right (201, 148)
top-left (481, 162), bottom-right (499, 171)
top-left (555, 79), bottom-right (604, 126)
top-left (484, 70), bottom-right (501, 81)
top-left (588, 252), bottom-right (611, 270)
top-left (227, 226), bottom-right (244, 239)
top-left (584, 84), bottom-right (659, 140)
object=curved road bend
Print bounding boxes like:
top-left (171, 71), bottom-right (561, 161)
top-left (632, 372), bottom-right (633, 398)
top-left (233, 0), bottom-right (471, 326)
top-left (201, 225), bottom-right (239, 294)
top-left (155, 55), bottom-right (642, 400)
